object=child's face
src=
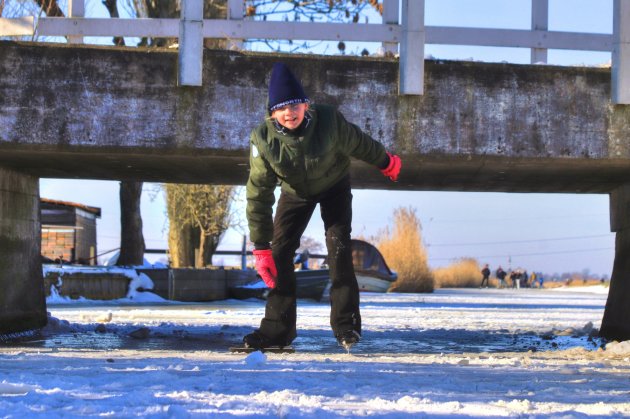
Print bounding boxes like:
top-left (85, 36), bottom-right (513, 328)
top-left (271, 103), bottom-right (309, 130)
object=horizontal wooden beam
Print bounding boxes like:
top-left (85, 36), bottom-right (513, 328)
top-left (426, 27), bottom-right (613, 52)
top-left (24, 18), bottom-right (613, 52)
top-left (37, 17), bottom-right (179, 38)
top-left (35, 18), bottom-right (401, 43)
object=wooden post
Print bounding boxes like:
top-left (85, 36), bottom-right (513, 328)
top-left (600, 184), bottom-right (630, 340)
top-left (67, 0), bottom-right (84, 44)
top-left (530, 0), bottom-right (548, 64)
top-left (227, 0), bottom-right (244, 50)
top-left (179, 0), bottom-right (204, 86)
top-left (399, 0), bottom-right (424, 95)
top-left (382, 0), bottom-right (399, 56)
top-left (612, 0), bottom-right (630, 104)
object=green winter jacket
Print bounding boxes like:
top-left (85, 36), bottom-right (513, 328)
top-left (246, 103), bottom-right (388, 245)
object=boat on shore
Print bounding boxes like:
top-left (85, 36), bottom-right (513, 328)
top-left (355, 271), bottom-right (395, 293)
top-left (351, 239), bottom-right (397, 293)
top-left (229, 239), bottom-right (395, 299)
top-left (228, 269), bottom-right (330, 302)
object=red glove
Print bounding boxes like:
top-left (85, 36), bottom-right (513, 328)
top-left (380, 152), bottom-right (401, 182)
top-left (253, 249), bottom-right (277, 289)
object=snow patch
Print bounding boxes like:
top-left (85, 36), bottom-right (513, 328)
top-left (0, 381), bottom-right (33, 396)
top-left (604, 340), bottom-right (630, 355)
top-left (244, 351), bottom-right (267, 367)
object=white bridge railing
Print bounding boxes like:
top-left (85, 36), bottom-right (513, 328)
top-left (1, 0), bottom-right (629, 103)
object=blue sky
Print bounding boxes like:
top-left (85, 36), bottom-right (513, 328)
top-left (39, 0), bottom-right (616, 277)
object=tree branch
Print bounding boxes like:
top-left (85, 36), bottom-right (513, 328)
top-left (102, 0), bottom-right (126, 46)
top-left (34, 0), bottom-right (64, 17)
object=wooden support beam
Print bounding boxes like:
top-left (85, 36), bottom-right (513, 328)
top-left (382, 0), bottom-right (399, 56)
top-left (612, 0), bottom-right (630, 104)
top-left (399, 0), bottom-right (424, 95)
top-left (530, 0), bottom-right (548, 63)
top-left (179, 0), bottom-right (203, 86)
top-left (67, 0), bottom-right (85, 44)
top-left (226, 0), bottom-right (244, 50)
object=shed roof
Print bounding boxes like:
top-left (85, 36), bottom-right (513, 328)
top-left (41, 198), bottom-right (102, 217)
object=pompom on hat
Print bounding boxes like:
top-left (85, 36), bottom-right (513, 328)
top-left (268, 63), bottom-right (309, 111)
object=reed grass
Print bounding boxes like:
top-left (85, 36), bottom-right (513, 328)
top-left (433, 258), bottom-right (482, 288)
top-left (376, 207), bottom-right (434, 293)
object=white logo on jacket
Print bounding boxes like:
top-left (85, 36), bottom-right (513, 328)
top-left (252, 144), bottom-right (259, 158)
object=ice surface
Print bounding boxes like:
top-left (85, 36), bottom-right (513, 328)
top-left (1, 287), bottom-right (628, 417)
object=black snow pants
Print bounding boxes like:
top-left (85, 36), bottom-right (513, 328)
top-left (257, 175), bottom-right (361, 344)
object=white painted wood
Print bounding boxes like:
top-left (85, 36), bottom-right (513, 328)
top-left (179, 0), bottom-right (204, 87)
top-left (34, 18), bottom-right (400, 42)
top-left (36, 18), bottom-right (179, 37)
top-left (227, 0), bottom-right (244, 50)
top-left (31, 18), bottom-right (612, 51)
top-left (426, 27), bottom-right (612, 51)
top-left (531, 0), bottom-right (548, 63)
top-left (613, 0), bottom-right (630, 104)
top-left (0, 17), bottom-right (34, 36)
top-left (399, 0), bottom-right (424, 95)
top-left (382, 0), bottom-right (399, 56)
top-left (68, 0), bottom-right (85, 44)
top-left (203, 20), bottom-right (401, 42)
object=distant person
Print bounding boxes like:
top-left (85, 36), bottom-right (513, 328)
top-left (496, 266), bottom-right (507, 288)
top-left (510, 269), bottom-right (521, 289)
top-left (537, 274), bottom-right (544, 289)
top-left (529, 271), bottom-right (537, 288)
top-left (480, 264), bottom-right (490, 288)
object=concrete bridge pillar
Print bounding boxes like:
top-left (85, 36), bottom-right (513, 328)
top-left (601, 184), bottom-right (630, 341)
top-left (0, 167), bottom-right (46, 336)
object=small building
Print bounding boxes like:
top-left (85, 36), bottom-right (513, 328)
top-left (41, 198), bottom-right (101, 265)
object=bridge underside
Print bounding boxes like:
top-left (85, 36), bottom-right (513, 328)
top-left (1, 151), bottom-right (630, 194)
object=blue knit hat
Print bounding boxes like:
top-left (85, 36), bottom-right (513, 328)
top-left (268, 63), bottom-right (309, 111)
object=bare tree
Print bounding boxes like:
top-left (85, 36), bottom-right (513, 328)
top-left (246, 0), bottom-right (381, 21)
top-left (120, 1), bottom-right (235, 268)
top-left (103, 0), bottom-right (125, 45)
top-left (0, 0), bottom-right (63, 25)
top-left (117, 181), bottom-right (146, 265)
top-left (127, 0), bottom-right (228, 48)
top-left (165, 184), bottom-right (236, 268)
top-left (298, 236), bottom-right (324, 255)
top-left (244, 0), bottom-right (382, 53)
top-left (34, 0), bottom-right (64, 17)
top-left (122, 0), bottom-right (381, 52)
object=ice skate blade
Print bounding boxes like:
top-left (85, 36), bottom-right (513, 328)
top-left (229, 346), bottom-right (295, 354)
top-left (341, 342), bottom-right (355, 353)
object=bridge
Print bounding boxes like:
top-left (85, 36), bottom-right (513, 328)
top-left (1, 0), bottom-right (630, 341)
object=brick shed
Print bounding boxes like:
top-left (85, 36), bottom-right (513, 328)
top-left (41, 198), bottom-right (101, 265)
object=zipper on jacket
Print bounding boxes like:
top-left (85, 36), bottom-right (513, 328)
top-left (298, 137), bottom-right (310, 196)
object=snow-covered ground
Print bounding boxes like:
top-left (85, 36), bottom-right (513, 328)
top-left (2, 287), bottom-right (629, 418)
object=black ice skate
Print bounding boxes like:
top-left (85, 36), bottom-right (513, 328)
top-left (230, 331), bottom-right (294, 353)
